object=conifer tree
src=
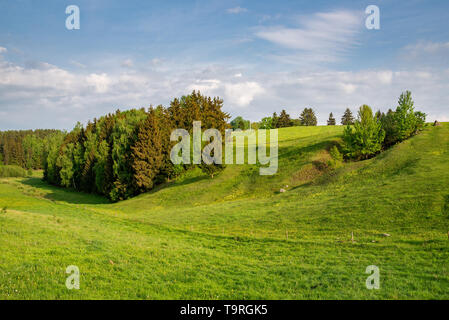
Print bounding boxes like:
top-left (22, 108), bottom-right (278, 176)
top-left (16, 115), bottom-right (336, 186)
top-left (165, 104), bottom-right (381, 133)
top-left (299, 108), bottom-right (317, 126)
top-left (327, 113), bottom-right (336, 126)
top-left (131, 108), bottom-right (164, 193)
top-left (277, 109), bottom-right (293, 128)
top-left (341, 108), bottom-right (355, 125)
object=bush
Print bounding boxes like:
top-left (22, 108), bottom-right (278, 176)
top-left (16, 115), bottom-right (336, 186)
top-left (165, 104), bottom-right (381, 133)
top-left (0, 165), bottom-right (27, 178)
top-left (342, 105), bottom-right (385, 160)
top-left (328, 145), bottom-right (343, 169)
top-left (199, 163), bottom-right (225, 179)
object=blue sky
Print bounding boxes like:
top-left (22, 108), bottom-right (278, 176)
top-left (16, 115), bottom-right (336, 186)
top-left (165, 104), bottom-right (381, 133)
top-left (0, 0), bottom-right (448, 129)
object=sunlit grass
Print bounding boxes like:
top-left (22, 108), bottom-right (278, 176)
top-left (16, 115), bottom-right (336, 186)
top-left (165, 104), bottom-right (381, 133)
top-left (1, 124), bottom-right (448, 299)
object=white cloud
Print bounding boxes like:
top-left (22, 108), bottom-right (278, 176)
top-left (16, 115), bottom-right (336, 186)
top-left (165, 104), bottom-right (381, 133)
top-left (227, 6), bottom-right (248, 14)
top-left (256, 10), bottom-right (362, 63)
top-left (377, 71), bottom-right (393, 85)
top-left (0, 53), bottom-right (448, 129)
top-left (224, 82), bottom-right (264, 107)
top-left (187, 79), bottom-right (221, 94)
top-left (0, 46), bottom-right (7, 54)
top-left (121, 59), bottom-right (134, 68)
top-left (86, 73), bottom-right (112, 93)
top-left (340, 83), bottom-right (356, 94)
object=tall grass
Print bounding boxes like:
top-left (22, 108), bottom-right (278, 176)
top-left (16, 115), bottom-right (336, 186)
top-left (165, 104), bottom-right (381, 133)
top-left (0, 165), bottom-right (27, 177)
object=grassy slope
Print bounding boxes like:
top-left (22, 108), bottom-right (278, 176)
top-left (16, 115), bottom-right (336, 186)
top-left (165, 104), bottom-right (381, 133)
top-left (0, 124), bottom-right (448, 299)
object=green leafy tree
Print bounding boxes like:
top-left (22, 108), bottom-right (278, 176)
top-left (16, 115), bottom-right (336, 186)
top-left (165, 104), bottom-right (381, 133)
top-left (259, 117), bottom-right (273, 129)
top-left (299, 108), bottom-right (317, 126)
top-left (394, 91), bottom-right (422, 141)
top-left (272, 112), bottom-right (279, 128)
top-left (381, 91), bottom-right (426, 147)
top-left (379, 109), bottom-right (397, 147)
top-left (342, 105), bottom-right (385, 160)
top-left (230, 116), bottom-right (250, 130)
top-left (57, 142), bottom-right (75, 188)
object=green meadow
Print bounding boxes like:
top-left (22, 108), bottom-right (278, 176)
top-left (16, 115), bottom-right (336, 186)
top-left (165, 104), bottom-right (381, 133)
top-left (1, 124), bottom-right (448, 299)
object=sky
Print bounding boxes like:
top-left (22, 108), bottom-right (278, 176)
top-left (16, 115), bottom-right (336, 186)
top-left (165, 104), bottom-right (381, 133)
top-left (0, 0), bottom-right (448, 129)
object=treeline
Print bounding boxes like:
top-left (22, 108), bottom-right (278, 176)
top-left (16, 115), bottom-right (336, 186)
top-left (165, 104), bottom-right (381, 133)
top-left (231, 108), bottom-right (346, 130)
top-left (43, 91), bottom-right (229, 202)
top-left (230, 106), bottom-right (365, 129)
top-left (0, 130), bottom-right (64, 169)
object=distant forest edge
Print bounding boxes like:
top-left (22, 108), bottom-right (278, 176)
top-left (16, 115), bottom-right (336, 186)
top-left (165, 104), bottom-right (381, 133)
top-left (0, 90), bottom-right (428, 201)
top-left (0, 129), bottom-right (62, 169)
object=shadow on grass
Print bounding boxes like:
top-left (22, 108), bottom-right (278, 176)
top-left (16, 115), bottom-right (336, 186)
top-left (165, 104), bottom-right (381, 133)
top-left (125, 173), bottom-right (210, 201)
top-left (19, 177), bottom-right (109, 205)
top-left (19, 172), bottom-right (210, 205)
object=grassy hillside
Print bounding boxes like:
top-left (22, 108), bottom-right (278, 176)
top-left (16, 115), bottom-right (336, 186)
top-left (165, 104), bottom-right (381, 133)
top-left (0, 124), bottom-right (448, 299)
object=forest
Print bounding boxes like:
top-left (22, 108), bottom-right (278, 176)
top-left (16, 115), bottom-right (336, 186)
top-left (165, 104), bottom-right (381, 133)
top-left (0, 129), bottom-right (63, 169)
top-left (41, 91), bottom-right (229, 201)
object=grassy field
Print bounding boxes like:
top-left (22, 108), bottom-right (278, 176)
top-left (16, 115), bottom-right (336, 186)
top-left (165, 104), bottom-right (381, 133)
top-left (1, 124), bottom-right (449, 299)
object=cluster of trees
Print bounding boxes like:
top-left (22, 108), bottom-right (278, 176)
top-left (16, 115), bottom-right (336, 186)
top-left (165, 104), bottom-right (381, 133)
top-left (0, 130), bottom-right (63, 169)
top-left (228, 90), bottom-right (425, 162)
top-left (42, 91), bottom-right (230, 202)
top-left (342, 91), bottom-right (426, 160)
top-left (230, 116), bottom-right (250, 130)
top-left (254, 108), bottom-right (318, 129)
top-left (233, 107), bottom-right (355, 129)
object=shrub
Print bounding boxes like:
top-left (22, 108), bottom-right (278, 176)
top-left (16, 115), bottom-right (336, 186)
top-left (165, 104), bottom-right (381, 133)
top-left (0, 165), bottom-right (27, 178)
top-left (342, 105), bottom-right (385, 160)
top-left (199, 163), bottom-right (225, 179)
top-left (328, 145), bottom-right (343, 168)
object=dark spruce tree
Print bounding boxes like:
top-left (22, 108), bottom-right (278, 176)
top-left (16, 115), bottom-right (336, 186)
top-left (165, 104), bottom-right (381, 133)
top-left (299, 108), bottom-right (317, 126)
top-left (131, 107), bottom-right (165, 193)
top-left (341, 108), bottom-right (355, 125)
top-left (327, 113), bottom-right (336, 126)
top-left (277, 109), bottom-right (293, 128)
